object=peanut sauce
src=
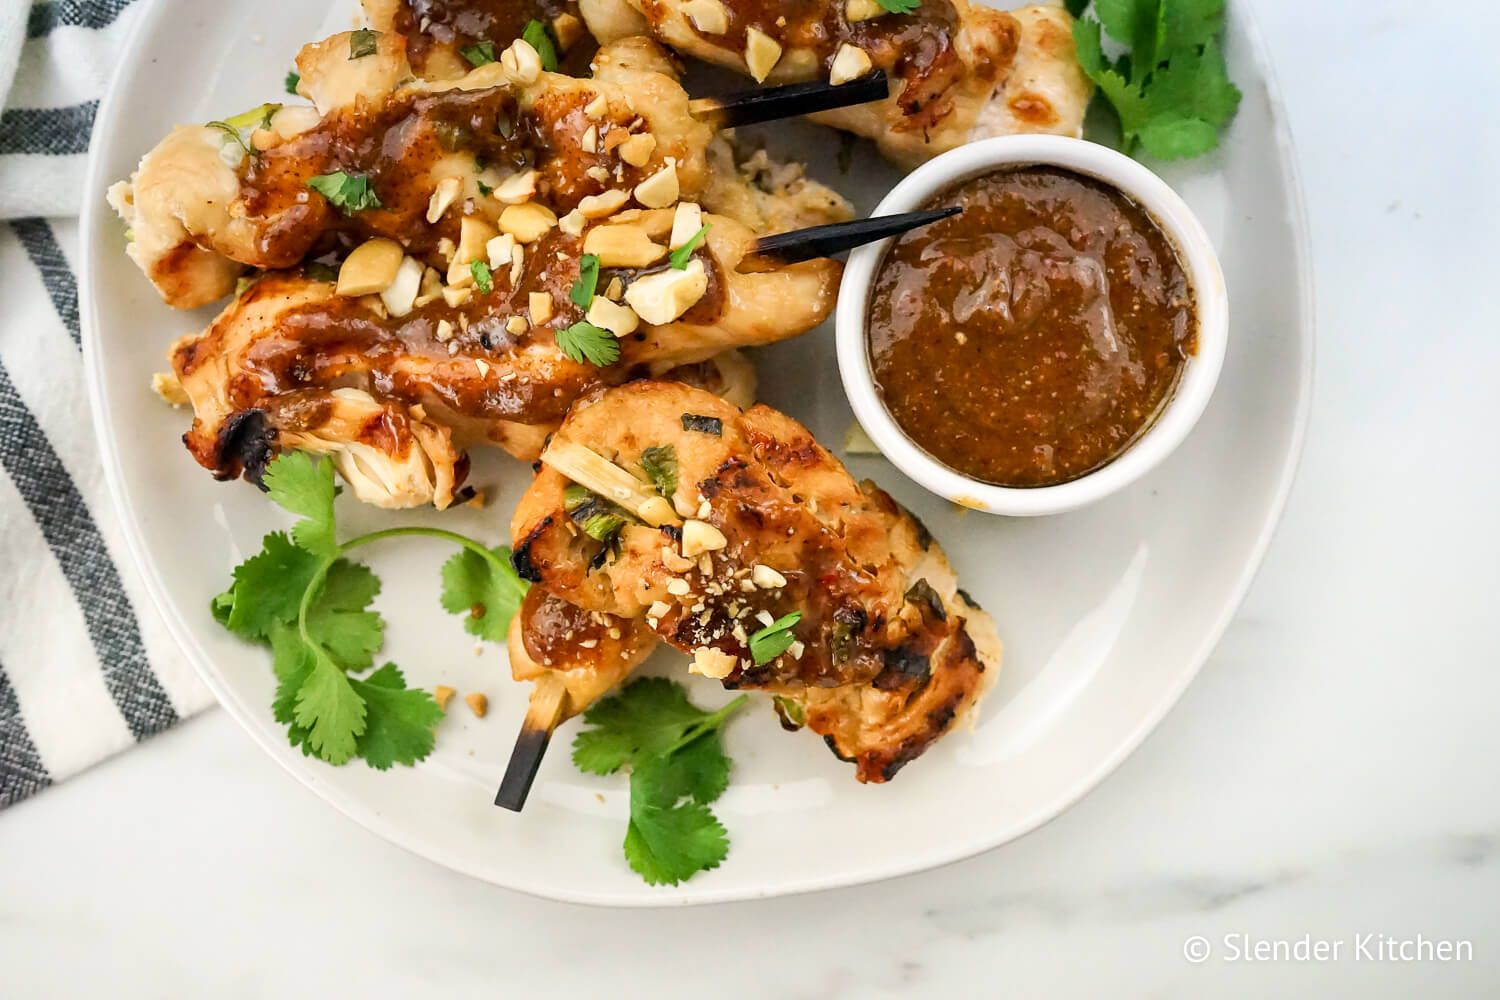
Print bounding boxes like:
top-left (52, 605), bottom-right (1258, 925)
top-left (224, 228), bottom-right (726, 427)
top-left (695, 0), bottom-right (999, 131)
top-left (240, 86), bottom-right (646, 267)
top-left (868, 167), bottom-right (1196, 488)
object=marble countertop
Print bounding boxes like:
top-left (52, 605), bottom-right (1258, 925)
top-left (3, 1), bottom-right (1497, 995)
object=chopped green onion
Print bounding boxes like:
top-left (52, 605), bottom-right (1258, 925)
top-left (521, 20), bottom-right (559, 72)
top-left (349, 28), bottom-right (381, 59)
top-left (669, 225), bottom-right (710, 269)
top-left (570, 254), bottom-right (600, 308)
top-left (460, 41), bottom-right (496, 67)
top-left (638, 445), bottom-right (678, 499)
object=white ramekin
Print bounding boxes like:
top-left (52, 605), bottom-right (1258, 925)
top-left (836, 135), bottom-right (1229, 516)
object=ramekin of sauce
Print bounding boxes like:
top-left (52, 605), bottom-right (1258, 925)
top-left (837, 136), bottom-right (1227, 516)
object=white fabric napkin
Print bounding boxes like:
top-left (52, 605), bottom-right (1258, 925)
top-left (0, 0), bottom-right (212, 809)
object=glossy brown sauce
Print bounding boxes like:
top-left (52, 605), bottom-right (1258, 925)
top-left (697, 0), bottom-right (1007, 131)
top-left (398, 0), bottom-right (597, 76)
top-left (241, 86), bottom-right (648, 268)
top-left (868, 167), bottom-right (1196, 488)
top-left (221, 229), bottom-right (726, 426)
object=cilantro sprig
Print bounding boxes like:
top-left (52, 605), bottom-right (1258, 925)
top-left (1069, 0), bottom-right (1241, 160)
top-left (555, 321), bottom-right (620, 366)
top-left (748, 611), bottom-right (803, 665)
top-left (874, 0), bottom-right (921, 14)
top-left (573, 678), bottom-right (747, 885)
top-left (213, 452), bottom-right (529, 768)
top-left (471, 259), bottom-right (494, 294)
top-left (307, 171), bottom-right (382, 215)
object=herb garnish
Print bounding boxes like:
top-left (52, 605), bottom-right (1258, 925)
top-left (572, 678), bottom-right (746, 885)
top-left (212, 452), bottom-right (528, 767)
top-left (555, 321), bottom-right (620, 366)
top-left (748, 611), bottom-right (803, 665)
top-left (206, 103), bottom-right (280, 160)
top-left (284, 70), bottom-right (301, 96)
top-left (639, 445), bottom-right (678, 499)
top-left (875, 0), bottom-right (921, 14)
top-left (470, 259), bottom-right (494, 294)
top-left (570, 254), bottom-right (600, 308)
top-left (460, 41), bottom-right (496, 67)
top-left (307, 172), bottom-right (382, 215)
top-left (521, 20), bottom-right (559, 72)
top-left (680, 413), bottom-right (722, 436)
top-left (349, 28), bottom-right (381, 59)
top-left (1070, 0), bottom-right (1242, 160)
top-left (668, 225), bottom-right (710, 270)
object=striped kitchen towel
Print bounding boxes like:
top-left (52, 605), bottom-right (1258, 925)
top-left (0, 0), bottom-right (212, 809)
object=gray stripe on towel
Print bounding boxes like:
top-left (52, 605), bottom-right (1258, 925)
top-left (0, 359), bottom-right (178, 740)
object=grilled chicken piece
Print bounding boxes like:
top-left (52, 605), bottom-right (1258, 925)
top-left (111, 36), bottom-right (721, 309)
top-left (508, 381), bottom-right (1002, 781)
top-left (169, 209), bottom-right (833, 509)
top-left (581, 0), bottom-right (1090, 167)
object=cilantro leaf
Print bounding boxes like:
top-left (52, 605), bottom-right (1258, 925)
top-left (638, 444), bottom-right (678, 499)
top-left (748, 610), bottom-right (802, 665)
top-left (555, 322), bottom-right (620, 367)
top-left (471, 259), bottom-right (494, 294)
top-left (668, 225), bottom-right (710, 270)
top-left (645, 728), bottom-right (731, 805)
top-left (521, 20), bottom-right (559, 72)
top-left (292, 647), bottom-right (367, 765)
top-left (624, 796), bottom-right (729, 886)
top-left (349, 28), bottom-right (381, 59)
top-left (576, 680), bottom-right (743, 886)
top-left (306, 560), bottom-right (384, 670)
top-left (1073, 0), bottom-right (1240, 160)
top-left (307, 171), bottom-right (382, 215)
top-left (572, 678), bottom-right (716, 773)
top-left (284, 70), bottom-right (301, 96)
top-left (213, 532), bottom-right (322, 640)
top-left (262, 451), bottom-right (339, 556)
top-left (440, 545), bottom-right (528, 643)
top-left (350, 664), bottom-right (445, 769)
top-left (460, 41), bottom-right (496, 67)
top-left (570, 254), bottom-right (600, 308)
top-left (874, 0), bottom-right (920, 13)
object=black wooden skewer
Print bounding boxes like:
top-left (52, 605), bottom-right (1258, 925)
top-left (689, 71), bottom-right (888, 129)
top-left (495, 674), bottom-right (568, 812)
top-left (751, 206), bottom-right (963, 265)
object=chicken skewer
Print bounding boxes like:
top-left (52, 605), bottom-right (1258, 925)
top-left (110, 34), bottom-right (863, 309)
top-left (165, 202), bottom-right (951, 510)
top-left (497, 380), bottom-right (1002, 808)
top-left (578, 0), bottom-right (1091, 167)
top-left (168, 206), bottom-right (834, 508)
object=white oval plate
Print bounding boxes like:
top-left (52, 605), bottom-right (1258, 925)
top-left (81, 0), bottom-right (1312, 905)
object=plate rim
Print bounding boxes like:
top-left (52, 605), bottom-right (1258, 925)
top-left (78, 0), bottom-right (1316, 907)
